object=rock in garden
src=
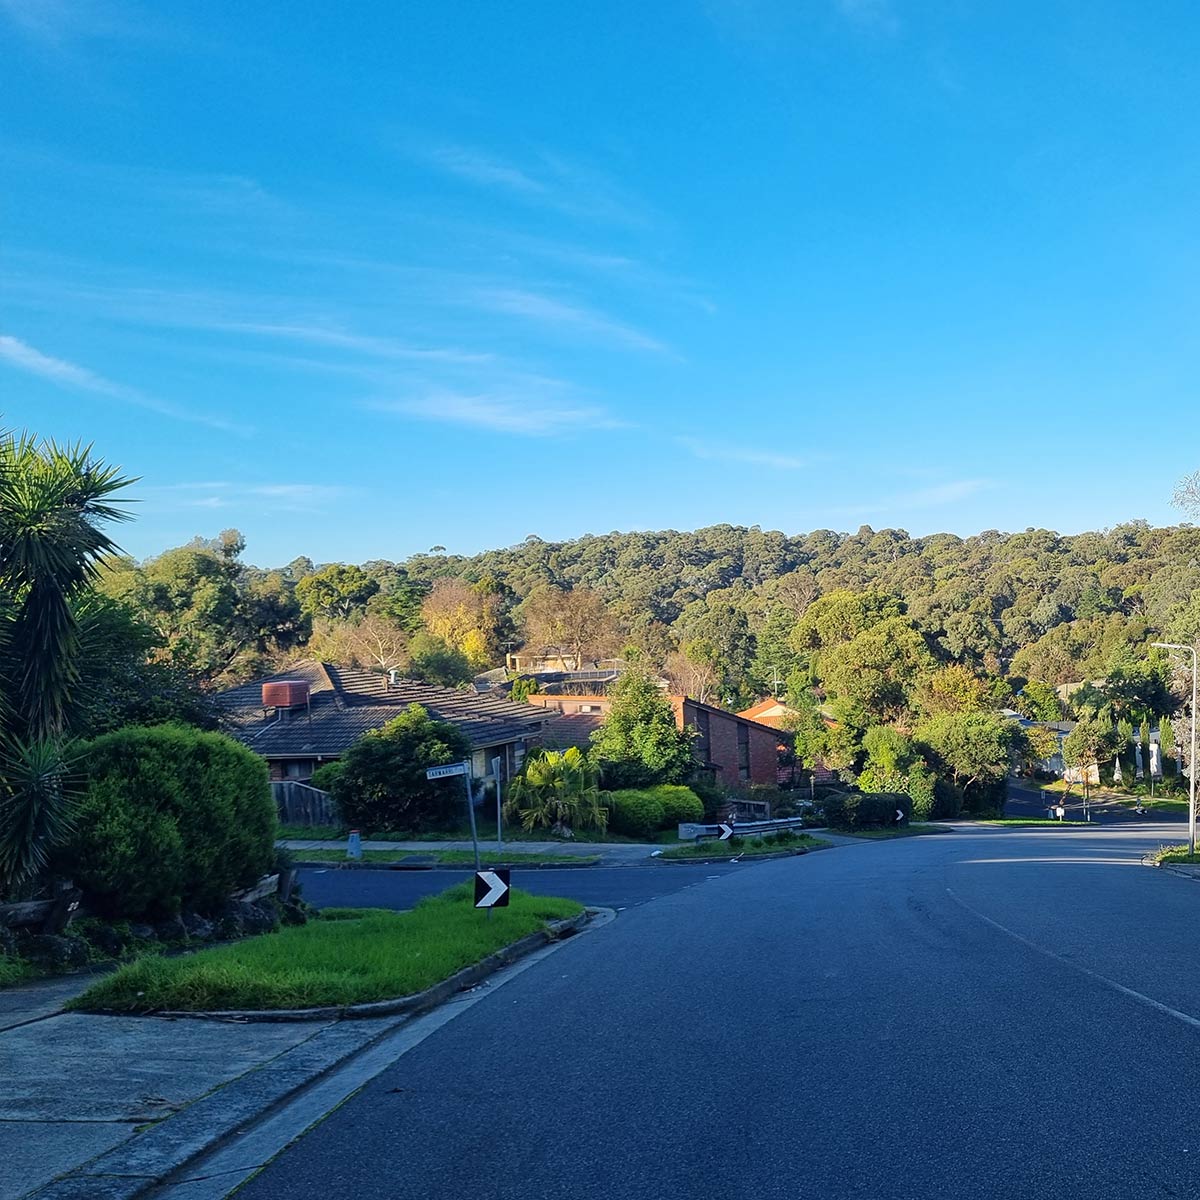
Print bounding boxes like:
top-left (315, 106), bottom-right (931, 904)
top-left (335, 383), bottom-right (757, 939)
top-left (21, 934), bottom-right (89, 969)
top-left (128, 923), bottom-right (157, 942)
top-left (181, 912), bottom-right (215, 941)
top-left (155, 915), bottom-right (190, 944)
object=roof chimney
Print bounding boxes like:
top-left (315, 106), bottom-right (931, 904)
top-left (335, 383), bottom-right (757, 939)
top-left (387, 669), bottom-right (400, 687)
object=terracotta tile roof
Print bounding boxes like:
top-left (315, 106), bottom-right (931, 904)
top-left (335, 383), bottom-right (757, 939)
top-left (540, 712), bottom-right (606, 750)
top-left (216, 660), bottom-right (550, 759)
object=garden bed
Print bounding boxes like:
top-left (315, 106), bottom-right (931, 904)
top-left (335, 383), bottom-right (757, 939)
top-left (70, 885), bottom-right (584, 1013)
top-left (661, 833), bottom-right (831, 860)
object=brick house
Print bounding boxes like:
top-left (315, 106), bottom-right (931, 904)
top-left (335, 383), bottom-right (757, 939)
top-left (526, 691), bottom-right (783, 787)
top-left (217, 660), bottom-right (552, 785)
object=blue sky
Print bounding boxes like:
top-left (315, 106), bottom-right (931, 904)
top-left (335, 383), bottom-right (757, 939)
top-left (3, 1), bottom-right (1199, 566)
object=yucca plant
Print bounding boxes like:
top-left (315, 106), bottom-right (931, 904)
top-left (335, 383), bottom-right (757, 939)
top-left (504, 747), bottom-right (608, 837)
top-left (0, 430), bottom-right (133, 895)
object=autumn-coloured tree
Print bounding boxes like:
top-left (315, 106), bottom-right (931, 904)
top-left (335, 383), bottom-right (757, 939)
top-left (517, 585), bottom-right (620, 669)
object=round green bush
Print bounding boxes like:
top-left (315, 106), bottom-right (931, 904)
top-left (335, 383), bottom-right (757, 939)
top-left (606, 789), bottom-right (666, 838)
top-left (58, 724), bottom-right (277, 920)
top-left (648, 785), bottom-right (704, 826)
top-left (309, 761), bottom-right (344, 793)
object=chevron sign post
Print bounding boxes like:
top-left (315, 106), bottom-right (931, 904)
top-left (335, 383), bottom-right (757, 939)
top-left (474, 869), bottom-right (511, 909)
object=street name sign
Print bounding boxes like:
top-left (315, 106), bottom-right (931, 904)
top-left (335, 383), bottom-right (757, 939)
top-left (426, 762), bottom-right (468, 780)
top-left (475, 869), bottom-right (511, 908)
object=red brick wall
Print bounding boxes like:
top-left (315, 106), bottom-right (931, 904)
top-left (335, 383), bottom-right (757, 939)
top-left (679, 699), bottom-right (778, 787)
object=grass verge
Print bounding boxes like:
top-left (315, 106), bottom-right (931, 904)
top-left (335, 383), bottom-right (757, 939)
top-left (69, 885), bottom-right (584, 1013)
top-left (280, 823), bottom-right (678, 845)
top-left (296, 848), bottom-right (599, 866)
top-left (976, 818), bottom-right (1093, 826)
top-left (661, 833), bottom-right (831, 859)
top-left (838, 823), bottom-right (948, 840)
top-left (1152, 845), bottom-right (1200, 866)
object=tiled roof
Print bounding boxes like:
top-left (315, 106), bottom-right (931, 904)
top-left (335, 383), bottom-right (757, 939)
top-left (540, 712), bottom-right (605, 750)
top-left (216, 660), bottom-right (550, 759)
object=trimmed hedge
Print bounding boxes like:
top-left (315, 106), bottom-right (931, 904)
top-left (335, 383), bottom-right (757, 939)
top-left (822, 790), bottom-right (913, 830)
top-left (648, 785), bottom-right (704, 826)
top-left (606, 789), bottom-right (666, 838)
top-left (57, 724), bottom-right (277, 920)
top-left (605, 785), bottom-right (704, 836)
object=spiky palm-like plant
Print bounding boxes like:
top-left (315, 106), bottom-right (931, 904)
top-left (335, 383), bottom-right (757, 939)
top-left (0, 431), bottom-right (133, 894)
top-left (504, 747), bottom-right (608, 837)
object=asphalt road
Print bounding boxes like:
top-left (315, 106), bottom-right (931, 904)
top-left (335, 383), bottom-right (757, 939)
top-left (243, 822), bottom-right (1200, 1200)
top-left (299, 861), bottom-right (745, 912)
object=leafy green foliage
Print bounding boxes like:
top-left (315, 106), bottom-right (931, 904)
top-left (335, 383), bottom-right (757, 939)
top-left (914, 710), bottom-right (1024, 809)
top-left (605, 789), bottom-right (667, 838)
top-left (58, 724), bottom-right (276, 919)
top-left (504, 748), bottom-right (607, 835)
top-left (294, 563), bottom-right (379, 620)
top-left (823, 791), bottom-right (912, 829)
top-left (0, 432), bottom-right (134, 894)
top-left (649, 784), bottom-right (705, 825)
top-left (590, 666), bottom-right (696, 788)
top-left (308, 761), bottom-right (344, 792)
top-left (328, 705), bottom-right (472, 833)
top-left (407, 632), bottom-right (473, 687)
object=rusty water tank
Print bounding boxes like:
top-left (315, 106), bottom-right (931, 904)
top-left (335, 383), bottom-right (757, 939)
top-left (262, 680), bottom-right (310, 709)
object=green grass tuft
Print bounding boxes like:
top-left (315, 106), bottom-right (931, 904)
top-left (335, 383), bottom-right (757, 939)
top-left (68, 886), bottom-right (584, 1013)
top-left (0, 956), bottom-right (31, 988)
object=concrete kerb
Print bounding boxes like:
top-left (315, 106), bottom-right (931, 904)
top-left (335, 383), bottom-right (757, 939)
top-left (27, 910), bottom-right (594, 1200)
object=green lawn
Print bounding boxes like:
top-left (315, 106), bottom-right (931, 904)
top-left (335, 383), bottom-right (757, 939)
top-left (70, 885), bottom-right (584, 1013)
top-left (294, 848), bottom-right (599, 866)
top-left (1152, 845), bottom-right (1200, 866)
top-left (661, 833), bottom-right (831, 859)
top-left (838, 823), bottom-right (948, 840)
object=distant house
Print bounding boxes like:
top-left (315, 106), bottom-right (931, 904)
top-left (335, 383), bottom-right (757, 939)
top-left (527, 691), bottom-right (783, 788)
top-left (217, 660), bottom-right (552, 784)
top-left (736, 698), bottom-right (797, 730)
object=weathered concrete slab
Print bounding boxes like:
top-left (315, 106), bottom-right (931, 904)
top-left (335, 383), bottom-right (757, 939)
top-left (1, 1013), bottom-right (327, 1123)
top-left (0, 1120), bottom-right (130, 1200)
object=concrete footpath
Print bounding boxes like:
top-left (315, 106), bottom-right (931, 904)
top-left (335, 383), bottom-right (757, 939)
top-left (281, 836), bottom-right (661, 865)
top-left (0, 964), bottom-right (434, 1200)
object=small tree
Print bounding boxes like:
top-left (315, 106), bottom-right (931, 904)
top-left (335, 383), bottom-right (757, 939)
top-left (1062, 715), bottom-right (1119, 801)
top-left (1162, 716), bottom-right (1176, 772)
top-left (408, 632), bottom-right (472, 687)
top-left (504, 748), bottom-right (606, 837)
top-left (915, 711), bottom-right (1024, 812)
top-left (330, 705), bottom-right (472, 832)
top-left (590, 667), bottom-right (695, 789)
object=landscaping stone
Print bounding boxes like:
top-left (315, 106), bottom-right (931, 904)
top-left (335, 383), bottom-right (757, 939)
top-left (80, 923), bottom-right (127, 959)
top-left (281, 899), bottom-right (309, 927)
top-left (182, 912), bottom-right (215, 941)
top-left (155, 915), bottom-right (190, 944)
top-left (218, 900), bottom-right (278, 939)
top-left (20, 934), bottom-right (89, 970)
top-left (128, 923), bottom-right (155, 942)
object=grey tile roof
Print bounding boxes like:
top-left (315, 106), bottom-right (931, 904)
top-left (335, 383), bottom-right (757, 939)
top-left (216, 660), bottom-right (550, 759)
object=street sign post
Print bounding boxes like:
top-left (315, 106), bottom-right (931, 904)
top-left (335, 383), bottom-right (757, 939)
top-left (425, 762), bottom-right (468, 780)
top-left (474, 869), bottom-right (510, 909)
top-left (426, 760), bottom-right (481, 871)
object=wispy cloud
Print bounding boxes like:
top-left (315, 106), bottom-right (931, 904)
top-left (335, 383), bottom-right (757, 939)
top-left (145, 480), bottom-right (347, 513)
top-left (428, 147), bottom-right (547, 197)
top-left (211, 322), bottom-right (492, 365)
top-left (678, 438), bottom-right (811, 470)
top-left (370, 390), bottom-right (625, 437)
top-left (472, 287), bottom-right (668, 354)
top-left (0, 0), bottom-right (127, 43)
top-left (419, 142), bottom-right (651, 227)
top-left (829, 478), bottom-right (993, 519)
top-left (0, 333), bottom-right (247, 433)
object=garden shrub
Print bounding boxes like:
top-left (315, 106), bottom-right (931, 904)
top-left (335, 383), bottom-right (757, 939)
top-left (309, 761), bottom-right (344, 793)
top-left (58, 724), bottom-right (277, 920)
top-left (823, 790), bottom-right (912, 830)
top-left (648, 784), bottom-right (704, 825)
top-left (606, 789), bottom-right (666, 838)
top-left (329, 705), bottom-right (472, 833)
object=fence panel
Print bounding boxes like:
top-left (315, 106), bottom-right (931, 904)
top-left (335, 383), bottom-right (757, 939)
top-left (272, 781), bottom-right (336, 827)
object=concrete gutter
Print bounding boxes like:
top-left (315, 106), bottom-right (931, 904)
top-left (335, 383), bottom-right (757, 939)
top-left (26, 911), bottom-right (593, 1200)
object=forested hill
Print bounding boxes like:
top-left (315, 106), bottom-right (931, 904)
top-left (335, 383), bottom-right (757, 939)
top-left (369, 521), bottom-right (1200, 686)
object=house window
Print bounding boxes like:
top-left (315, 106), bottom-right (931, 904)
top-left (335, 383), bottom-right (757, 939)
top-left (696, 709), bottom-right (711, 763)
top-left (737, 723), bottom-right (750, 781)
